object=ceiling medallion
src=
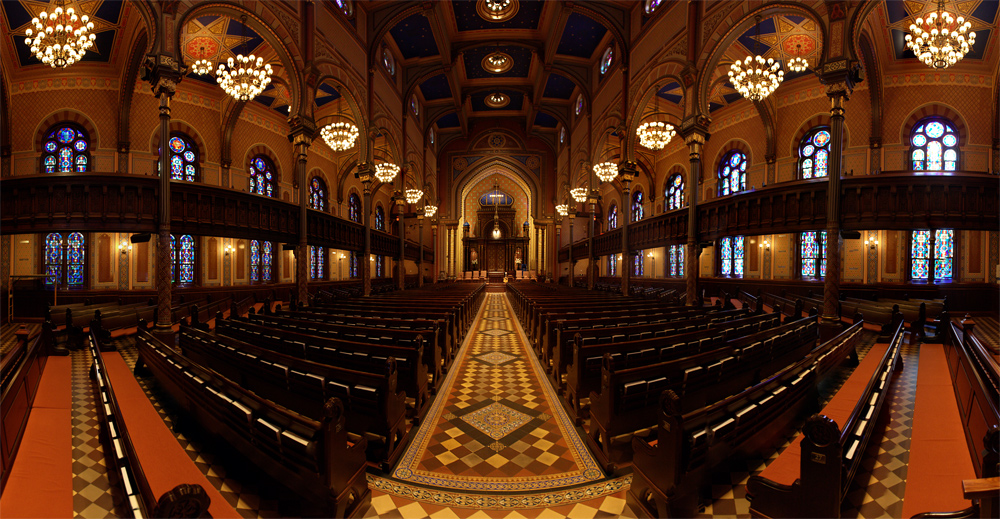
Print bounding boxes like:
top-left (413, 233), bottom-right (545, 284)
top-left (477, 0), bottom-right (518, 22)
top-left (482, 51), bottom-right (514, 74)
top-left (485, 92), bottom-right (510, 109)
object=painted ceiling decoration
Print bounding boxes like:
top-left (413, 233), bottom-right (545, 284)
top-left (4, 0), bottom-right (125, 67)
top-left (315, 83), bottom-right (343, 108)
top-left (726, 13), bottom-right (822, 82)
top-left (708, 80), bottom-right (743, 113)
top-left (656, 82), bottom-right (683, 104)
top-left (388, 13), bottom-right (439, 59)
top-left (453, 0), bottom-right (542, 31)
top-left (883, 0), bottom-right (995, 61)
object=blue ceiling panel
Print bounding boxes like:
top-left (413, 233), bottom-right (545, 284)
top-left (534, 112), bottom-right (558, 128)
top-left (964, 29), bottom-right (991, 60)
top-left (452, 0), bottom-right (544, 31)
top-left (972, 0), bottom-right (999, 23)
top-left (437, 113), bottom-right (461, 128)
top-left (463, 45), bottom-right (532, 79)
top-left (543, 73), bottom-right (576, 99)
top-left (709, 102), bottom-right (724, 113)
top-left (885, 1), bottom-right (911, 24)
top-left (471, 89), bottom-right (524, 111)
top-left (389, 13), bottom-right (440, 59)
top-left (556, 13), bottom-right (607, 58)
top-left (186, 71), bottom-right (218, 86)
top-left (2, 1), bottom-right (33, 31)
top-left (80, 30), bottom-right (116, 62)
top-left (736, 17), bottom-right (775, 55)
top-left (891, 28), bottom-right (918, 60)
top-left (722, 93), bottom-right (743, 104)
top-left (784, 14), bottom-right (806, 24)
top-left (94, 1), bottom-right (123, 24)
top-left (656, 82), bottom-right (682, 103)
top-left (315, 83), bottom-right (342, 107)
top-left (420, 74), bottom-right (453, 100)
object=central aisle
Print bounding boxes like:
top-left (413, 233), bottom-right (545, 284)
top-left (368, 293), bottom-right (632, 515)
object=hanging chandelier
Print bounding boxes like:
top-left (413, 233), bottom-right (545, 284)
top-left (593, 161), bottom-right (619, 183)
top-left (405, 188), bottom-right (423, 204)
top-left (216, 15), bottom-right (272, 101)
top-left (786, 44), bottom-right (809, 73)
top-left (424, 204), bottom-right (437, 218)
top-left (570, 187), bottom-right (588, 203)
top-left (637, 121), bottom-right (676, 150)
top-left (321, 121), bottom-right (360, 151)
top-left (24, 1), bottom-right (96, 69)
top-left (482, 50), bottom-right (513, 74)
top-left (905, 0), bottom-right (976, 69)
top-left (374, 162), bottom-right (399, 183)
top-left (192, 59), bottom-right (214, 75)
top-left (729, 15), bottom-right (784, 102)
top-left (555, 204), bottom-right (568, 217)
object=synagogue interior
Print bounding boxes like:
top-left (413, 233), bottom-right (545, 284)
top-left (1, 0), bottom-right (998, 518)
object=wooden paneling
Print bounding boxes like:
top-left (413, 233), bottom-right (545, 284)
top-left (886, 231), bottom-right (898, 274)
top-left (208, 238), bottom-right (218, 280)
top-left (97, 234), bottom-right (112, 283)
top-left (969, 231), bottom-right (981, 273)
top-left (135, 241), bottom-right (148, 283)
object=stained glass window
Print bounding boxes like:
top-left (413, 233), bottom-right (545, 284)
top-left (350, 251), bottom-right (359, 278)
top-left (800, 231), bottom-right (828, 279)
top-left (382, 48), bottom-right (395, 76)
top-left (66, 232), bottom-right (85, 286)
top-left (645, 0), bottom-right (662, 13)
top-left (411, 95), bottom-right (419, 116)
top-left (250, 240), bottom-right (272, 283)
top-left (799, 127), bottom-right (831, 179)
top-left (607, 203), bottom-right (618, 230)
top-left (45, 233), bottom-right (63, 286)
top-left (666, 174), bottom-right (685, 211)
top-left (159, 134), bottom-right (197, 182)
top-left (375, 204), bottom-right (385, 231)
top-left (176, 235), bottom-right (195, 284)
top-left (376, 255), bottom-right (383, 278)
top-left (632, 190), bottom-right (644, 222)
top-left (934, 229), bottom-right (953, 281)
top-left (911, 118), bottom-right (959, 171)
top-left (575, 94), bottom-right (584, 116)
top-left (608, 254), bottom-right (617, 276)
top-left (911, 230), bottom-right (931, 280)
top-left (348, 193), bottom-right (361, 223)
top-left (309, 177), bottom-right (326, 210)
top-left (718, 151), bottom-right (747, 196)
top-left (634, 250), bottom-right (644, 276)
top-left (310, 246), bottom-right (325, 280)
top-left (669, 244), bottom-right (685, 277)
top-left (250, 240), bottom-right (260, 282)
top-left (600, 46), bottom-right (614, 75)
top-left (249, 156), bottom-right (276, 197)
top-left (262, 242), bottom-right (272, 282)
top-left (42, 124), bottom-right (89, 173)
top-left (720, 236), bottom-right (744, 278)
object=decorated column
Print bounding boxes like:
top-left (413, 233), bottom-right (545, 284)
top-left (149, 57), bottom-right (181, 331)
top-left (417, 206), bottom-right (425, 287)
top-left (619, 161), bottom-right (637, 296)
top-left (680, 121), bottom-right (708, 306)
top-left (356, 163), bottom-right (374, 296)
top-left (396, 193), bottom-right (406, 290)
top-left (290, 121), bottom-right (315, 307)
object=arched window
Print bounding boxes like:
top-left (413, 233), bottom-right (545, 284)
top-left (608, 254), bottom-right (617, 276)
top-left (559, 127), bottom-right (565, 144)
top-left (666, 174), bottom-right (685, 210)
top-left (350, 251), bottom-right (359, 277)
top-left (720, 235), bottom-right (745, 278)
top-left (44, 232), bottom-right (86, 287)
top-left (41, 123), bottom-right (90, 173)
top-left (375, 204), bottom-right (385, 231)
top-left (910, 118), bottom-right (959, 171)
top-left (800, 231), bottom-right (827, 279)
top-left (798, 127), bottom-right (831, 179)
top-left (669, 244), bottom-right (685, 277)
top-left (575, 94), bottom-right (584, 116)
top-left (250, 240), bottom-right (273, 283)
top-left (607, 203), bottom-right (618, 230)
top-left (600, 46), bottom-right (614, 75)
top-left (410, 95), bottom-right (419, 116)
top-left (718, 151), bottom-right (747, 197)
top-left (429, 128), bottom-right (435, 145)
top-left (309, 176), bottom-right (326, 210)
top-left (334, 0), bottom-right (353, 16)
top-left (382, 48), bottom-right (395, 76)
top-left (161, 134), bottom-right (198, 182)
top-left (375, 255), bottom-right (383, 278)
top-left (911, 229), bottom-right (954, 282)
top-left (170, 234), bottom-right (195, 284)
top-left (645, 0), bottom-right (662, 14)
top-left (310, 246), bottom-right (325, 280)
top-left (348, 193), bottom-right (361, 223)
top-left (634, 250), bottom-right (644, 276)
top-left (249, 156), bottom-right (276, 197)
top-left (631, 190), bottom-right (644, 222)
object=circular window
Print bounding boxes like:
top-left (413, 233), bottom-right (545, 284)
top-left (410, 95), bottom-right (419, 116)
top-left (382, 48), bottom-right (395, 76)
top-left (575, 94), bottom-right (584, 116)
top-left (600, 46), bottom-right (614, 75)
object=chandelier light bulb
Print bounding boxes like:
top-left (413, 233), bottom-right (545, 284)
top-left (593, 161), bottom-right (619, 183)
top-left (636, 121), bottom-right (676, 150)
top-left (24, 2), bottom-right (95, 68)
top-left (321, 121), bottom-right (359, 151)
top-left (405, 188), bottom-right (424, 205)
top-left (374, 162), bottom-right (400, 184)
top-left (905, 2), bottom-right (975, 69)
top-left (729, 55), bottom-right (784, 101)
top-left (555, 204), bottom-right (569, 217)
top-left (570, 187), bottom-right (588, 203)
top-left (424, 205), bottom-right (438, 218)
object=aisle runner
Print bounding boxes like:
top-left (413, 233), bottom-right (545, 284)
top-left (389, 293), bottom-right (607, 494)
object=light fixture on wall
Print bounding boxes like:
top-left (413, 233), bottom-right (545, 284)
top-left (375, 162), bottom-right (400, 183)
top-left (758, 239), bottom-right (770, 251)
top-left (729, 15), bottom-right (784, 101)
top-left (866, 236), bottom-right (879, 250)
top-left (118, 240), bottom-right (133, 255)
top-left (593, 162), bottom-right (619, 183)
top-left (905, 0), bottom-right (976, 69)
top-left (215, 15), bottom-right (273, 101)
top-left (24, 0), bottom-right (96, 69)
top-left (224, 244), bottom-right (234, 256)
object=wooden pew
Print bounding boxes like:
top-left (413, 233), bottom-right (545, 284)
top-left (627, 319), bottom-right (867, 518)
top-left (761, 292), bottom-right (804, 319)
top-left (744, 319), bottom-right (906, 518)
top-left (134, 326), bottom-right (371, 518)
top-left (588, 317), bottom-right (821, 468)
top-left (87, 328), bottom-right (221, 518)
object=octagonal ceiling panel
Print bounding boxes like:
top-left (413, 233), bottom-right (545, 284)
top-left (452, 0), bottom-right (544, 31)
top-left (388, 13), bottom-right (440, 59)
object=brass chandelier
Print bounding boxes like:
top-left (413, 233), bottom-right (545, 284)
top-left (593, 162), bottom-right (619, 183)
top-left (215, 15), bottom-right (272, 102)
top-left (570, 187), bottom-right (588, 203)
top-left (728, 15), bottom-right (784, 102)
top-left (375, 163), bottom-right (399, 184)
top-left (905, 0), bottom-right (976, 69)
top-left (24, 0), bottom-right (96, 69)
top-left (405, 188), bottom-right (424, 205)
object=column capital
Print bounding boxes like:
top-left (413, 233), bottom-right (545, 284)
top-left (144, 54), bottom-right (182, 96)
top-left (619, 160), bottom-right (638, 182)
top-left (288, 117), bottom-right (318, 146)
top-left (818, 59), bottom-right (861, 100)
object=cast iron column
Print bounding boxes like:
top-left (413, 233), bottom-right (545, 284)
top-left (587, 192), bottom-right (597, 290)
top-left (620, 162), bottom-right (636, 296)
top-left (682, 130), bottom-right (706, 306)
top-left (397, 195), bottom-right (406, 290)
top-left (152, 75), bottom-right (177, 331)
top-left (568, 212), bottom-right (575, 286)
top-left (356, 163), bottom-right (374, 296)
top-left (290, 125), bottom-right (314, 307)
top-left (417, 206), bottom-right (425, 287)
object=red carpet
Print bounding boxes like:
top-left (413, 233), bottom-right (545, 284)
top-left (0, 357), bottom-right (72, 518)
top-left (103, 352), bottom-right (241, 518)
top-left (901, 344), bottom-right (976, 518)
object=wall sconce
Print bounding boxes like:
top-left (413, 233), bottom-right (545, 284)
top-left (866, 236), bottom-right (879, 250)
top-left (118, 240), bottom-right (133, 255)
top-left (370, 255), bottom-right (375, 261)
top-left (758, 239), bottom-right (770, 251)
top-left (224, 244), bottom-right (234, 256)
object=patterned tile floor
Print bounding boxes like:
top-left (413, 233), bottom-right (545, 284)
top-left (65, 305), bottom-right (926, 519)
